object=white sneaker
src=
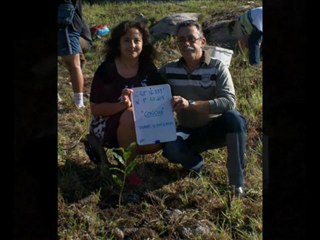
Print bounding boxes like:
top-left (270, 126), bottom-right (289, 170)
top-left (74, 92), bottom-right (85, 108)
top-left (58, 93), bottom-right (62, 103)
top-left (75, 103), bottom-right (85, 109)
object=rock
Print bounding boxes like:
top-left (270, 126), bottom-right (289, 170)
top-left (204, 20), bottom-right (237, 49)
top-left (134, 13), bottom-right (148, 25)
top-left (150, 13), bottom-right (201, 40)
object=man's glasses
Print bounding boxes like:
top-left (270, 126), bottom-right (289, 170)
top-left (176, 35), bottom-right (202, 45)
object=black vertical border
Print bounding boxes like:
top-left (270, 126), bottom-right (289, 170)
top-left (263, 1), bottom-right (306, 239)
top-left (14, 1), bottom-right (58, 239)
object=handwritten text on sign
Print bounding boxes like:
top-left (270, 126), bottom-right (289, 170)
top-left (132, 84), bottom-right (176, 145)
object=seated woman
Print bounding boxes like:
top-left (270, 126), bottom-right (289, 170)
top-left (84, 20), bottom-right (165, 166)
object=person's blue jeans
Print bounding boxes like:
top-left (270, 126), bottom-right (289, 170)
top-left (248, 27), bottom-right (263, 65)
top-left (162, 110), bottom-right (247, 187)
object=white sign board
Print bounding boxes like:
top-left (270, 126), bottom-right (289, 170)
top-left (131, 84), bottom-right (177, 145)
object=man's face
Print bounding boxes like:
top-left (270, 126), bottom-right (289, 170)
top-left (176, 25), bottom-right (206, 62)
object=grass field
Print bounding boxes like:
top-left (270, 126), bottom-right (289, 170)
top-left (58, 1), bottom-right (263, 239)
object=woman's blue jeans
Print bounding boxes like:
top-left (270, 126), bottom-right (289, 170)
top-left (162, 110), bottom-right (247, 187)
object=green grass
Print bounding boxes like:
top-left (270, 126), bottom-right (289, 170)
top-left (58, 0), bottom-right (262, 239)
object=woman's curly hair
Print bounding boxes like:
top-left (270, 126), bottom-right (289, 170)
top-left (103, 20), bottom-right (157, 64)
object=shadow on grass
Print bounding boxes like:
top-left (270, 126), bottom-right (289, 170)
top-left (58, 160), bottom-right (108, 203)
top-left (58, 158), bottom-right (188, 208)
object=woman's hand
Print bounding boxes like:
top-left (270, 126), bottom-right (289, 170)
top-left (120, 88), bottom-right (134, 108)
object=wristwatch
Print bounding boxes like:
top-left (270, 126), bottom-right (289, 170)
top-left (188, 99), bottom-right (196, 107)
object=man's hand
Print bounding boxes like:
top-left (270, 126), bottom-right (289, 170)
top-left (172, 96), bottom-right (189, 112)
top-left (172, 96), bottom-right (213, 114)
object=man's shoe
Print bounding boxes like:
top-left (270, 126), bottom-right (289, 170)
top-left (234, 186), bottom-right (244, 198)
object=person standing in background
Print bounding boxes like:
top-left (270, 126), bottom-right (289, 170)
top-left (228, 7), bottom-right (263, 66)
top-left (79, 19), bottom-right (93, 70)
top-left (58, 0), bottom-right (89, 108)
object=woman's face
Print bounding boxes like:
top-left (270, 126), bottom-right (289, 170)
top-left (119, 27), bottom-right (143, 60)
